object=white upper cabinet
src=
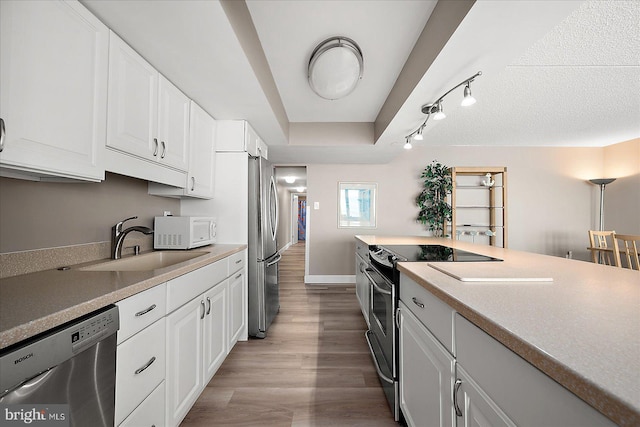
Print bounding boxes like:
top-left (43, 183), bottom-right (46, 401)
top-left (186, 102), bottom-right (216, 198)
top-left (0, 0), bottom-right (108, 182)
top-left (216, 120), bottom-right (267, 158)
top-left (158, 76), bottom-right (190, 171)
top-left (106, 31), bottom-right (189, 186)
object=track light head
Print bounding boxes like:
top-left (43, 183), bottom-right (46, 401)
top-left (413, 127), bottom-right (424, 141)
top-left (432, 101), bottom-right (446, 120)
top-left (404, 138), bottom-right (412, 150)
top-left (461, 83), bottom-right (476, 106)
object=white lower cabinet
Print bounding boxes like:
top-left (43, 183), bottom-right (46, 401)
top-left (115, 283), bottom-right (167, 426)
top-left (202, 282), bottom-right (227, 381)
top-left (354, 252), bottom-right (370, 326)
top-left (165, 294), bottom-right (205, 426)
top-left (120, 381), bottom-right (165, 427)
top-left (399, 302), bottom-right (454, 427)
top-left (228, 270), bottom-right (245, 349)
top-left (454, 314), bottom-right (616, 427)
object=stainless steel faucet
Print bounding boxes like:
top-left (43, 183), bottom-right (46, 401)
top-left (112, 216), bottom-right (154, 259)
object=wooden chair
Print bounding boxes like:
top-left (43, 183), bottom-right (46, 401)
top-left (612, 233), bottom-right (640, 270)
top-left (588, 230), bottom-right (617, 266)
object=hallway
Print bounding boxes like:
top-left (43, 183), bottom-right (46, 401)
top-left (181, 243), bottom-right (396, 426)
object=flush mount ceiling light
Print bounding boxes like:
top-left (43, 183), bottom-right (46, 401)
top-left (404, 71), bottom-right (482, 149)
top-left (308, 36), bottom-right (363, 100)
top-left (284, 176), bottom-right (296, 184)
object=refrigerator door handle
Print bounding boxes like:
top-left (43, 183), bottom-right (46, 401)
top-left (266, 252), bottom-right (282, 267)
top-left (269, 175), bottom-right (279, 241)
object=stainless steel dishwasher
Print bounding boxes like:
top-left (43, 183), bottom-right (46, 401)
top-left (0, 305), bottom-right (119, 426)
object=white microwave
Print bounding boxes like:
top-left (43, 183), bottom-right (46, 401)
top-left (154, 216), bottom-right (216, 249)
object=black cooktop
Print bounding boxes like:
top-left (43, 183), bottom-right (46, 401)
top-left (371, 244), bottom-right (502, 267)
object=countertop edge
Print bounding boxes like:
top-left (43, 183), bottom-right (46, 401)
top-left (0, 244), bottom-right (246, 350)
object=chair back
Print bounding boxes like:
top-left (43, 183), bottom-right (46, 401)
top-left (612, 233), bottom-right (640, 270)
top-left (588, 230), bottom-right (617, 266)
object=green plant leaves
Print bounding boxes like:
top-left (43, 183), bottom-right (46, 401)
top-left (416, 160), bottom-right (452, 237)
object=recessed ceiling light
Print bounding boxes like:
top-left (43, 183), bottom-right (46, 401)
top-left (284, 176), bottom-right (296, 184)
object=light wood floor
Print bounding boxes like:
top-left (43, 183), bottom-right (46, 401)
top-left (181, 242), bottom-right (396, 426)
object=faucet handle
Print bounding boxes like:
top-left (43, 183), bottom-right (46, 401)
top-left (115, 216), bottom-right (138, 234)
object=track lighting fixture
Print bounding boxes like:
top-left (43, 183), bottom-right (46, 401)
top-left (404, 71), bottom-right (482, 145)
top-left (403, 137), bottom-right (412, 150)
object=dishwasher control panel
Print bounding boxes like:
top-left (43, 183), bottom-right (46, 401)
top-left (71, 309), bottom-right (118, 352)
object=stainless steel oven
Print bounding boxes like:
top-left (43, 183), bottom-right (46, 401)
top-left (364, 249), bottom-right (399, 421)
top-left (364, 244), bottom-right (502, 422)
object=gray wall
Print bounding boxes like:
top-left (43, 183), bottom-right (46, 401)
top-left (0, 172), bottom-right (180, 253)
top-left (304, 141), bottom-right (639, 277)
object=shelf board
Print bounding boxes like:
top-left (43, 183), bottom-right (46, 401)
top-left (455, 206), bottom-right (504, 209)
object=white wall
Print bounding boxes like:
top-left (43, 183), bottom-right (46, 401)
top-left (305, 144), bottom-right (618, 277)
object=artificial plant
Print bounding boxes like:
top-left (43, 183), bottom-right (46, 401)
top-left (416, 160), bottom-right (453, 237)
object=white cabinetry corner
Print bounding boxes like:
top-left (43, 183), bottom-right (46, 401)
top-left (115, 283), bottom-right (167, 426)
top-left (0, 0), bottom-right (108, 182)
top-left (454, 314), bottom-right (616, 427)
top-left (148, 101), bottom-right (216, 199)
top-left (105, 31), bottom-right (189, 187)
top-left (215, 119), bottom-right (267, 158)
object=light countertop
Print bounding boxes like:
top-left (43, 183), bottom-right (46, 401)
top-left (356, 235), bottom-right (640, 426)
top-left (0, 244), bottom-right (246, 350)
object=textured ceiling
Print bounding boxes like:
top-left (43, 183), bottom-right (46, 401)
top-left (414, 0), bottom-right (640, 149)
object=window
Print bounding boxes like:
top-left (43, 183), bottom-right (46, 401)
top-left (338, 182), bottom-right (377, 228)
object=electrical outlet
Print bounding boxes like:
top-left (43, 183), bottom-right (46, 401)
top-left (314, 202), bottom-right (320, 210)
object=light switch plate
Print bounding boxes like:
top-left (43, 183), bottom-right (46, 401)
top-left (314, 202), bottom-right (320, 210)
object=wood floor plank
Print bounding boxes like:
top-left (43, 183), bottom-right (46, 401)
top-left (180, 242), bottom-right (396, 426)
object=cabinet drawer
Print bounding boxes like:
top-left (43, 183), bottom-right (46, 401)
top-left (117, 283), bottom-right (166, 344)
top-left (119, 381), bottom-right (165, 427)
top-left (228, 251), bottom-right (245, 275)
top-left (115, 318), bottom-right (166, 425)
top-left (399, 273), bottom-right (455, 355)
top-left (167, 259), bottom-right (227, 313)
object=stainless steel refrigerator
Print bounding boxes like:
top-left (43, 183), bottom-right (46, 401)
top-left (247, 154), bottom-right (281, 338)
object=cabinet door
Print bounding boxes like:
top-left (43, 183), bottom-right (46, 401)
top-left (157, 76), bottom-right (189, 171)
top-left (456, 366), bottom-right (516, 427)
top-left (165, 297), bottom-right (204, 427)
top-left (228, 270), bottom-right (245, 349)
top-left (107, 31), bottom-right (158, 161)
top-left (399, 304), bottom-right (455, 427)
top-left (0, 0), bottom-right (108, 181)
top-left (203, 282), bottom-right (227, 383)
top-left (187, 102), bottom-right (216, 198)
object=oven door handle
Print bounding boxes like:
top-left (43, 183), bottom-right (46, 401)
top-left (364, 268), bottom-right (392, 296)
top-left (364, 330), bottom-right (394, 385)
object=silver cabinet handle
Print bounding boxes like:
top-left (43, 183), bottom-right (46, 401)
top-left (453, 379), bottom-right (463, 417)
top-left (191, 176), bottom-right (196, 191)
top-left (395, 307), bottom-right (401, 330)
top-left (412, 297), bottom-right (425, 309)
top-left (135, 304), bottom-right (157, 317)
top-left (206, 297), bottom-right (211, 315)
top-left (200, 300), bottom-right (206, 319)
top-left (134, 356), bottom-right (156, 375)
top-left (235, 259), bottom-right (242, 264)
top-left (235, 273), bottom-right (242, 280)
top-left (153, 138), bottom-right (159, 156)
top-left (0, 118), bottom-right (5, 152)
top-left (160, 140), bottom-right (166, 158)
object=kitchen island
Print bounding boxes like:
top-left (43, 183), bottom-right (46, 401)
top-left (0, 244), bottom-right (246, 350)
top-left (357, 235), bottom-right (639, 427)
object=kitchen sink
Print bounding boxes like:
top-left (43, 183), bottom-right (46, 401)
top-left (79, 251), bottom-right (209, 271)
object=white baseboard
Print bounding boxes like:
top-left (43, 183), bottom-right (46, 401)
top-left (279, 242), bottom-right (292, 252)
top-left (304, 275), bottom-right (356, 285)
